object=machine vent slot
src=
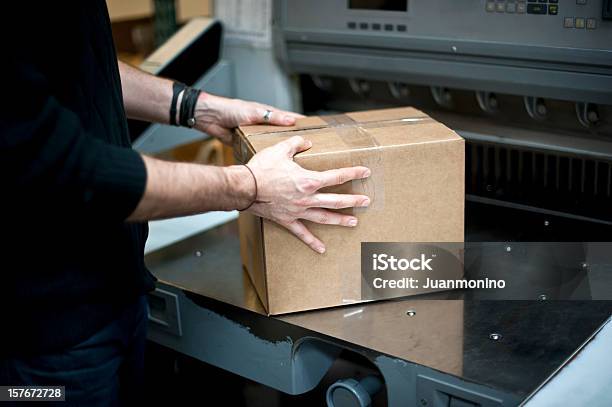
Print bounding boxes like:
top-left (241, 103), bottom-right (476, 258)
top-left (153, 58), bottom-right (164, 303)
top-left (466, 141), bottom-right (612, 222)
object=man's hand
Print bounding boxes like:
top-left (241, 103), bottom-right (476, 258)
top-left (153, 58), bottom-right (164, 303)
top-left (118, 63), bottom-right (370, 253)
top-left (194, 93), bottom-right (304, 144)
top-left (246, 136), bottom-right (371, 254)
top-left (117, 62), bottom-right (301, 143)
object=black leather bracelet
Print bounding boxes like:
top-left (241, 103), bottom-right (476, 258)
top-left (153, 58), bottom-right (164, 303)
top-left (170, 81), bottom-right (186, 126)
top-left (179, 87), bottom-right (202, 128)
top-left (187, 88), bottom-right (201, 127)
top-left (179, 87), bottom-right (191, 127)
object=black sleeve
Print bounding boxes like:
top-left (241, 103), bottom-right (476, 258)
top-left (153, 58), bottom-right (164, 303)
top-left (1, 59), bottom-right (147, 221)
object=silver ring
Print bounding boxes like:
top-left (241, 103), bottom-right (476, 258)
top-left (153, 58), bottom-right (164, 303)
top-left (263, 110), bottom-right (272, 122)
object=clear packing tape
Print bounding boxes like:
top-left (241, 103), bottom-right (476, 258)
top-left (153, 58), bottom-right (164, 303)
top-left (321, 114), bottom-right (387, 213)
top-left (321, 114), bottom-right (434, 304)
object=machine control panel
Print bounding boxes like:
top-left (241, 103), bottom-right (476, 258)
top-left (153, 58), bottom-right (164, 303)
top-left (484, 0), bottom-right (604, 29)
top-left (275, 0), bottom-right (612, 104)
top-left (280, 0), bottom-right (611, 51)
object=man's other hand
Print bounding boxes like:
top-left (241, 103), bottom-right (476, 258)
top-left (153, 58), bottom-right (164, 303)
top-left (194, 93), bottom-right (304, 144)
top-left (246, 136), bottom-right (371, 254)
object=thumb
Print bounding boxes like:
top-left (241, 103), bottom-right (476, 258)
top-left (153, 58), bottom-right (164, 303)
top-left (279, 136), bottom-right (312, 157)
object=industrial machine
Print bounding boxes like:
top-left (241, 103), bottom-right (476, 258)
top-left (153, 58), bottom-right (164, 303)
top-left (275, 0), bottom-right (612, 224)
top-left (142, 1), bottom-right (612, 406)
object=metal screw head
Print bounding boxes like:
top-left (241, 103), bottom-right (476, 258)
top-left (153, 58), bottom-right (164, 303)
top-left (406, 309), bottom-right (417, 317)
top-left (581, 262), bottom-right (589, 269)
top-left (587, 110), bottom-right (599, 123)
top-left (194, 250), bottom-right (203, 257)
top-left (489, 333), bottom-right (503, 341)
top-left (506, 246), bottom-right (512, 253)
top-left (451, 45), bottom-right (458, 52)
top-left (538, 294), bottom-right (548, 301)
top-left (187, 117), bottom-right (196, 127)
top-left (489, 96), bottom-right (499, 109)
top-left (544, 220), bottom-right (550, 226)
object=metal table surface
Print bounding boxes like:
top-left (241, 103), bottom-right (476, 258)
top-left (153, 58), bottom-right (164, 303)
top-left (145, 220), bottom-right (612, 405)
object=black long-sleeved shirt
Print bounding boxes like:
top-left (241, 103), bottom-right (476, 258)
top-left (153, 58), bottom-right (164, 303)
top-left (1, 1), bottom-right (155, 355)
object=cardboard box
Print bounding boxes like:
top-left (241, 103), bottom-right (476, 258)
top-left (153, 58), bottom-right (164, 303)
top-left (234, 107), bottom-right (465, 315)
top-left (107, 0), bottom-right (153, 22)
top-left (177, 0), bottom-right (212, 22)
top-left (107, 0), bottom-right (212, 22)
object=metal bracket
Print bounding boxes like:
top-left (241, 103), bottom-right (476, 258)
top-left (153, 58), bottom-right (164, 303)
top-left (388, 82), bottom-right (410, 99)
top-left (523, 96), bottom-right (548, 121)
top-left (575, 102), bottom-right (600, 128)
top-left (312, 75), bottom-right (334, 92)
top-left (431, 86), bottom-right (454, 109)
top-left (349, 78), bottom-right (371, 97)
top-left (147, 288), bottom-right (182, 337)
top-left (476, 91), bottom-right (500, 114)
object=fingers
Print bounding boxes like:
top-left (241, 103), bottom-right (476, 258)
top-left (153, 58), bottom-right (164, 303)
top-left (254, 107), bottom-right (298, 126)
top-left (300, 193), bottom-right (370, 209)
top-left (314, 167), bottom-right (371, 188)
top-left (301, 208), bottom-right (359, 228)
top-left (258, 104), bottom-right (306, 120)
top-left (201, 123), bottom-right (233, 145)
top-left (284, 220), bottom-right (326, 253)
top-left (278, 136), bottom-right (312, 157)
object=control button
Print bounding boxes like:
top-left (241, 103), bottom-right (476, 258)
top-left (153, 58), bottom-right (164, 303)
top-left (576, 0), bottom-right (587, 4)
top-left (347, 22), bottom-right (356, 29)
top-left (486, 1), bottom-right (496, 12)
top-left (517, 2), bottom-right (527, 13)
top-left (372, 23), bottom-right (381, 30)
top-left (548, 5), bottom-right (558, 14)
top-left (506, 2), bottom-right (516, 13)
top-left (384, 23), bottom-right (394, 31)
top-left (575, 17), bottom-right (586, 28)
top-left (586, 18), bottom-right (597, 28)
top-left (527, 3), bottom-right (547, 14)
top-left (359, 22), bottom-right (369, 29)
top-left (396, 24), bottom-right (407, 31)
top-left (563, 16), bottom-right (574, 27)
top-left (496, 2), bottom-right (506, 12)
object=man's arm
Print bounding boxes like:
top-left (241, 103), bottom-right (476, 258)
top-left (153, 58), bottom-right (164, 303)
top-left (119, 61), bottom-right (174, 125)
top-left (127, 157), bottom-right (253, 221)
top-left (129, 137), bottom-right (371, 253)
top-left (119, 61), bottom-right (372, 253)
top-left (118, 61), bottom-right (302, 144)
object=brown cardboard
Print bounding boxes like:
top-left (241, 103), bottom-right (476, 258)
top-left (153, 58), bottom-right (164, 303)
top-left (235, 107), bottom-right (465, 315)
top-left (177, 0), bottom-right (212, 22)
top-left (106, 0), bottom-right (212, 22)
top-left (107, 0), bottom-right (153, 22)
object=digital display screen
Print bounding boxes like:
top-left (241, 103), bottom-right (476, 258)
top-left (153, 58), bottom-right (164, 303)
top-left (349, 0), bottom-right (408, 11)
